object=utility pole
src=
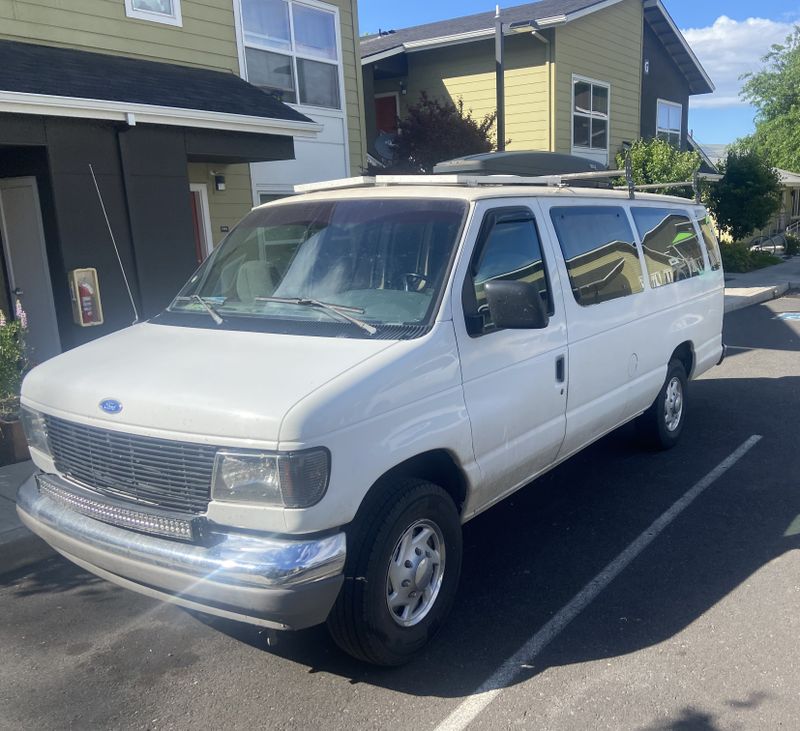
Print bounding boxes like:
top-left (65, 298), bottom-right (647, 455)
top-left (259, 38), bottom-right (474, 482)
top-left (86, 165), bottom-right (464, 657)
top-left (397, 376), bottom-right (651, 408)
top-left (495, 5), bottom-right (505, 152)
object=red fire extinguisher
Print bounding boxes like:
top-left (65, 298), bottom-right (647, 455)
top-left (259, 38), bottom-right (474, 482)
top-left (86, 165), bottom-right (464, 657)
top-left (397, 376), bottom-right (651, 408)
top-left (78, 279), bottom-right (96, 325)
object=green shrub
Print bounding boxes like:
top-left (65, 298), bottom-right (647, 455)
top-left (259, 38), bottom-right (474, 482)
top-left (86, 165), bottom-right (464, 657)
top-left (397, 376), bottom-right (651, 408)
top-left (0, 303), bottom-right (28, 421)
top-left (785, 233), bottom-right (800, 256)
top-left (720, 242), bottom-right (752, 272)
top-left (721, 242), bottom-right (782, 273)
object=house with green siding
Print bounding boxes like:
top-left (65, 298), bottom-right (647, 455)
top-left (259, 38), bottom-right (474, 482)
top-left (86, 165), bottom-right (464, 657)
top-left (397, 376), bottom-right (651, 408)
top-left (0, 0), bottom-right (367, 360)
top-left (361, 0), bottom-right (713, 168)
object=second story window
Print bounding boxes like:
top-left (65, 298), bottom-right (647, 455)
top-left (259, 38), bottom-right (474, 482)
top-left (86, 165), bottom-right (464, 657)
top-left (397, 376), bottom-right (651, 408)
top-left (241, 0), bottom-right (341, 110)
top-left (656, 100), bottom-right (682, 147)
top-left (572, 75), bottom-right (609, 159)
top-left (125, 0), bottom-right (182, 26)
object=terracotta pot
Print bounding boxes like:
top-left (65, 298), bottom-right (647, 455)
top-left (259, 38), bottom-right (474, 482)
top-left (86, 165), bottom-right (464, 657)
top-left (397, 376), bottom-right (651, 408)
top-left (0, 419), bottom-right (30, 466)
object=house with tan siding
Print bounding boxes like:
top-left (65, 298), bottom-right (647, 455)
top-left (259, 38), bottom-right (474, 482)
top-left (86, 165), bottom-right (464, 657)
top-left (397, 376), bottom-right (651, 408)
top-left (0, 0), bottom-right (366, 359)
top-left (361, 0), bottom-right (712, 169)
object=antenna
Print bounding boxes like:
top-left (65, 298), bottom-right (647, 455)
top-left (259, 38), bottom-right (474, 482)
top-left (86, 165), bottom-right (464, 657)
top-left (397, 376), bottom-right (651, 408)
top-left (88, 164), bottom-right (140, 324)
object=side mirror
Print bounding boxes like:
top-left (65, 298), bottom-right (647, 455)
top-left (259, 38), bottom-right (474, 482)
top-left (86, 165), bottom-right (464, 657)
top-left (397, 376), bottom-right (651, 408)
top-left (484, 280), bottom-right (549, 330)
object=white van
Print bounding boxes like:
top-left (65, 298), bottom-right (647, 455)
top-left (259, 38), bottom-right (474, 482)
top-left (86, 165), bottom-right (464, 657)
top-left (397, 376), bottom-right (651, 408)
top-left (17, 167), bottom-right (725, 666)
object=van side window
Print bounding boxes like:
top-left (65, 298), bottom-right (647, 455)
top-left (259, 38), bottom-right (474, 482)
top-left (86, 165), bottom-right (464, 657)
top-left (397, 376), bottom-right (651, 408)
top-left (697, 214), bottom-right (722, 271)
top-left (468, 208), bottom-right (551, 334)
top-left (631, 207), bottom-right (706, 287)
top-left (549, 206), bottom-right (643, 306)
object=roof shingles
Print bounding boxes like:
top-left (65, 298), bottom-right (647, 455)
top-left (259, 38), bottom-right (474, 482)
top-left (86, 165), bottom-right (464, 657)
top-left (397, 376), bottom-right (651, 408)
top-left (361, 0), bottom-right (607, 57)
top-left (0, 39), bottom-right (312, 124)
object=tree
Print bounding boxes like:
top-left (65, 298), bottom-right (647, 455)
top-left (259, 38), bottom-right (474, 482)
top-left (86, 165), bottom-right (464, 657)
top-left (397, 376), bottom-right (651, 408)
top-left (614, 137), bottom-right (701, 190)
top-left (386, 93), bottom-right (497, 173)
top-left (705, 148), bottom-right (782, 241)
top-left (740, 26), bottom-right (800, 171)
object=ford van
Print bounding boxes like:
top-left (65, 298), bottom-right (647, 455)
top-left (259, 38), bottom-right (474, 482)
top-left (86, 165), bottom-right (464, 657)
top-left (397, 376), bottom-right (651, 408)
top-left (17, 165), bottom-right (725, 665)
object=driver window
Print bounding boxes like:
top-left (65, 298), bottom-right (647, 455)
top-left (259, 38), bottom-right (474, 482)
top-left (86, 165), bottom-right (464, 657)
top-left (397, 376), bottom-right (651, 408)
top-left (470, 208), bottom-right (551, 333)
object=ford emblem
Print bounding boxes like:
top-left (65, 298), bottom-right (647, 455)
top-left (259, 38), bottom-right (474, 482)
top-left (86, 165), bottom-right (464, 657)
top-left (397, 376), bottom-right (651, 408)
top-left (99, 398), bottom-right (123, 414)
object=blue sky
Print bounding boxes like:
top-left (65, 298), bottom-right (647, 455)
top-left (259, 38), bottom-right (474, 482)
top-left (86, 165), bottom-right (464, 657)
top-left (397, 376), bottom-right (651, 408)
top-left (358, 0), bottom-right (800, 145)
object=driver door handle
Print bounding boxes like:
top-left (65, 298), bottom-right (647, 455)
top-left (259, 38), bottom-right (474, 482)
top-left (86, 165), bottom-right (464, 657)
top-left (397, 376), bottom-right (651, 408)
top-left (555, 355), bottom-right (565, 383)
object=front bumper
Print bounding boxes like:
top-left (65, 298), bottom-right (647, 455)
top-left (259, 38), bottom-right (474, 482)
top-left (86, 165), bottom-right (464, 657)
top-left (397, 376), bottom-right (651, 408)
top-left (16, 474), bottom-right (346, 630)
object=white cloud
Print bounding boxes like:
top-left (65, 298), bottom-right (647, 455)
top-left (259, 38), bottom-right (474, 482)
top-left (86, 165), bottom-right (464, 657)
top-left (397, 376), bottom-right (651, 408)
top-left (681, 16), bottom-right (794, 109)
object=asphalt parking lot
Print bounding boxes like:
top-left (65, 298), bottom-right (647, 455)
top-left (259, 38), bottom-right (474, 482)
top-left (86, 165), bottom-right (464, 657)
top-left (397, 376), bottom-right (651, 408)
top-left (2, 294), bottom-right (799, 730)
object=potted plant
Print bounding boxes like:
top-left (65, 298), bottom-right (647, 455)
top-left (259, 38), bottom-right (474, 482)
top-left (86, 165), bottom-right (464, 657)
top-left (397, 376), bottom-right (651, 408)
top-left (0, 301), bottom-right (30, 465)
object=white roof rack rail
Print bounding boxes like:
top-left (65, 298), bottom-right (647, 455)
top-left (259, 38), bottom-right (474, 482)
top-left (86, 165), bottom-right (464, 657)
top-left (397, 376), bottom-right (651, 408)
top-left (293, 169), bottom-right (722, 204)
top-left (294, 169), bottom-right (626, 194)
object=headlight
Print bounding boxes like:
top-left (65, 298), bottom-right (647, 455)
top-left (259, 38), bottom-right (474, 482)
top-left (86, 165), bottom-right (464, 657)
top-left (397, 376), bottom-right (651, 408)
top-left (20, 407), bottom-right (51, 457)
top-left (212, 448), bottom-right (330, 508)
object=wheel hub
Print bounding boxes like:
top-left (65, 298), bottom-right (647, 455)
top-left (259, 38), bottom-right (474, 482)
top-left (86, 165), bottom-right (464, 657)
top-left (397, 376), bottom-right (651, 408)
top-left (386, 519), bottom-right (445, 627)
top-left (664, 376), bottom-right (684, 432)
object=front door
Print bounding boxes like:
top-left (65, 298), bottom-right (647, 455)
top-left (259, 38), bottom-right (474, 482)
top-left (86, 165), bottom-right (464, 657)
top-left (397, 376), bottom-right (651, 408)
top-left (375, 94), bottom-right (399, 134)
top-left (453, 199), bottom-right (568, 515)
top-left (0, 177), bottom-right (61, 363)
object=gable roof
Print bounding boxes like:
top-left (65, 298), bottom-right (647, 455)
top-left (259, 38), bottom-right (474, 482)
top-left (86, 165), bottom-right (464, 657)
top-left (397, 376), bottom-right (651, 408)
top-left (0, 39), bottom-right (320, 138)
top-left (361, 0), bottom-right (713, 95)
top-left (687, 133), bottom-right (719, 173)
top-left (361, 0), bottom-right (620, 60)
top-left (643, 0), bottom-right (713, 94)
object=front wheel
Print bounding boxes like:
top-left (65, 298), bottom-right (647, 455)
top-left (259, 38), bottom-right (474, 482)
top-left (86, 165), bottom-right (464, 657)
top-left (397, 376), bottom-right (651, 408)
top-left (637, 358), bottom-right (688, 450)
top-left (327, 479), bottom-right (462, 666)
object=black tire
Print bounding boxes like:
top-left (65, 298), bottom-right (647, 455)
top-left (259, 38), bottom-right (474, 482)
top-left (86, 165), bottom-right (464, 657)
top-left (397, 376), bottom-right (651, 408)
top-left (637, 358), bottom-right (688, 450)
top-left (327, 478), bottom-right (462, 666)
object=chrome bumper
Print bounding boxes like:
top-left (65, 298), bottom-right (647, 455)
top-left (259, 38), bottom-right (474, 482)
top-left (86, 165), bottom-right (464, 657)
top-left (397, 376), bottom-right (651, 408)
top-left (16, 474), bottom-right (346, 630)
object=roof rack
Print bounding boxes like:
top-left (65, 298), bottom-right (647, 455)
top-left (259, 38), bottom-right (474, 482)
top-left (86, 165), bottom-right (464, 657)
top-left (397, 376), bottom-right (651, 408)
top-left (294, 169), bottom-right (627, 194)
top-left (293, 167), bottom-right (723, 204)
top-left (613, 172), bottom-right (723, 203)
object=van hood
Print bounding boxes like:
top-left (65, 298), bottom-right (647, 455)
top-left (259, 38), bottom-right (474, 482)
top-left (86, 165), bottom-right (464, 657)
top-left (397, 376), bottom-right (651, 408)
top-left (22, 323), bottom-right (397, 445)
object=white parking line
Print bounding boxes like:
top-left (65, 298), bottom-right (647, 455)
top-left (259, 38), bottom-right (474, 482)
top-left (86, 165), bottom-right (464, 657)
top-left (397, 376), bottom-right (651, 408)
top-left (435, 434), bottom-right (763, 731)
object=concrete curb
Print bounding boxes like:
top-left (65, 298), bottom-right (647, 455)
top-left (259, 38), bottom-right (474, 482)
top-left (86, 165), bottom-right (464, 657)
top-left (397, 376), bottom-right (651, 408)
top-left (724, 283), bottom-right (793, 314)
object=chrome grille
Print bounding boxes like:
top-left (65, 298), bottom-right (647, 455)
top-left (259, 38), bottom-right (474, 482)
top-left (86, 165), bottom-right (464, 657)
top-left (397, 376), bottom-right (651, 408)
top-left (44, 416), bottom-right (217, 514)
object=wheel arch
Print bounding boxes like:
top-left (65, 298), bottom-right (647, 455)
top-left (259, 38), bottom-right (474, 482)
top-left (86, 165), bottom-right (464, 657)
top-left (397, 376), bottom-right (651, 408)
top-left (353, 450), bottom-right (469, 525)
top-left (671, 340), bottom-right (695, 378)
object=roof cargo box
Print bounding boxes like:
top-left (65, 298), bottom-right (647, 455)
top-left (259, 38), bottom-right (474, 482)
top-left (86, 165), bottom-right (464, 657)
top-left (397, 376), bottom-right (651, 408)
top-left (433, 151), bottom-right (608, 177)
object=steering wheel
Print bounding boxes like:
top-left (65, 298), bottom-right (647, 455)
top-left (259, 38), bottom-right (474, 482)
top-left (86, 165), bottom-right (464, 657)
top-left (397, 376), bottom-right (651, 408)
top-left (404, 272), bottom-right (429, 292)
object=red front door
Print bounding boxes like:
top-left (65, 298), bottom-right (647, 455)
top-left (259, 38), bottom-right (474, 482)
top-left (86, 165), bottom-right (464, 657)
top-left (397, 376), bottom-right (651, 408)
top-left (375, 95), bottom-right (398, 134)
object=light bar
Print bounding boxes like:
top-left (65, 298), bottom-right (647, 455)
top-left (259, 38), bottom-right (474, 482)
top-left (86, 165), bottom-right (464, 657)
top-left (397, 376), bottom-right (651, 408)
top-left (37, 475), bottom-right (197, 541)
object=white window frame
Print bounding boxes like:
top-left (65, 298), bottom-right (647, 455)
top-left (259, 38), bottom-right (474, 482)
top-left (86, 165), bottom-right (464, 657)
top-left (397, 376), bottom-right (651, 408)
top-left (189, 183), bottom-right (214, 257)
top-left (571, 74), bottom-right (610, 165)
top-left (235, 0), bottom-right (346, 114)
top-left (124, 0), bottom-right (183, 27)
top-left (253, 184), bottom-right (294, 207)
top-left (656, 98), bottom-right (682, 147)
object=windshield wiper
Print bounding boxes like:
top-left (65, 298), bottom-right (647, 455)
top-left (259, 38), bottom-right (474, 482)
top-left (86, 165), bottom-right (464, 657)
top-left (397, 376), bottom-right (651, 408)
top-left (171, 295), bottom-right (224, 324)
top-left (255, 297), bottom-right (377, 335)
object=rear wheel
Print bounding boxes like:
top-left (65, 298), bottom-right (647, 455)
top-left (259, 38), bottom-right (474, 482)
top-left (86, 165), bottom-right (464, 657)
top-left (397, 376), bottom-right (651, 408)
top-left (327, 478), bottom-right (462, 666)
top-left (637, 358), bottom-right (688, 450)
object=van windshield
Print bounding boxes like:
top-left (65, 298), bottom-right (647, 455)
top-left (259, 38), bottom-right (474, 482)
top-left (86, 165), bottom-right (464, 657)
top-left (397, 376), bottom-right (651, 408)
top-left (164, 198), bottom-right (467, 337)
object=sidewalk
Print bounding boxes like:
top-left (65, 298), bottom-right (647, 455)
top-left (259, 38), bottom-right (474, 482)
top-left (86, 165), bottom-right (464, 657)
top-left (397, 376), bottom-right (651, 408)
top-left (724, 255), bottom-right (800, 313)
top-left (0, 460), bottom-right (53, 575)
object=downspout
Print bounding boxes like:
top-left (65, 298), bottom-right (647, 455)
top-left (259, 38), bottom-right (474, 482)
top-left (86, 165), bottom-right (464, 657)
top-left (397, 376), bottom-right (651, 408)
top-left (528, 27), bottom-right (552, 151)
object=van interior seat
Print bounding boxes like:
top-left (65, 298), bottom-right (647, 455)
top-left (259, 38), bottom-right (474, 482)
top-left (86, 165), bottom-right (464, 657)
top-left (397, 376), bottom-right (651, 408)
top-left (236, 260), bottom-right (277, 302)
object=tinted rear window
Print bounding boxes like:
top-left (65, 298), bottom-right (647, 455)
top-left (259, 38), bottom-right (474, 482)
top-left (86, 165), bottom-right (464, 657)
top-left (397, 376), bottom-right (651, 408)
top-left (549, 206), bottom-right (643, 306)
top-left (631, 207), bottom-right (706, 288)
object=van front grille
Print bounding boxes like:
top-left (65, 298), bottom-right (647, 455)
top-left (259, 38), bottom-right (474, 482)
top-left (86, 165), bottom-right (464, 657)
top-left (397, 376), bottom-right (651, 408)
top-left (44, 416), bottom-right (217, 514)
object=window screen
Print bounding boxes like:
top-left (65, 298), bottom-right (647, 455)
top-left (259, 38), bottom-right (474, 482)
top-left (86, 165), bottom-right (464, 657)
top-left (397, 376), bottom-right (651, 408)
top-left (471, 209), bottom-right (550, 332)
top-left (549, 206), bottom-right (643, 306)
top-left (631, 208), bottom-right (706, 287)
